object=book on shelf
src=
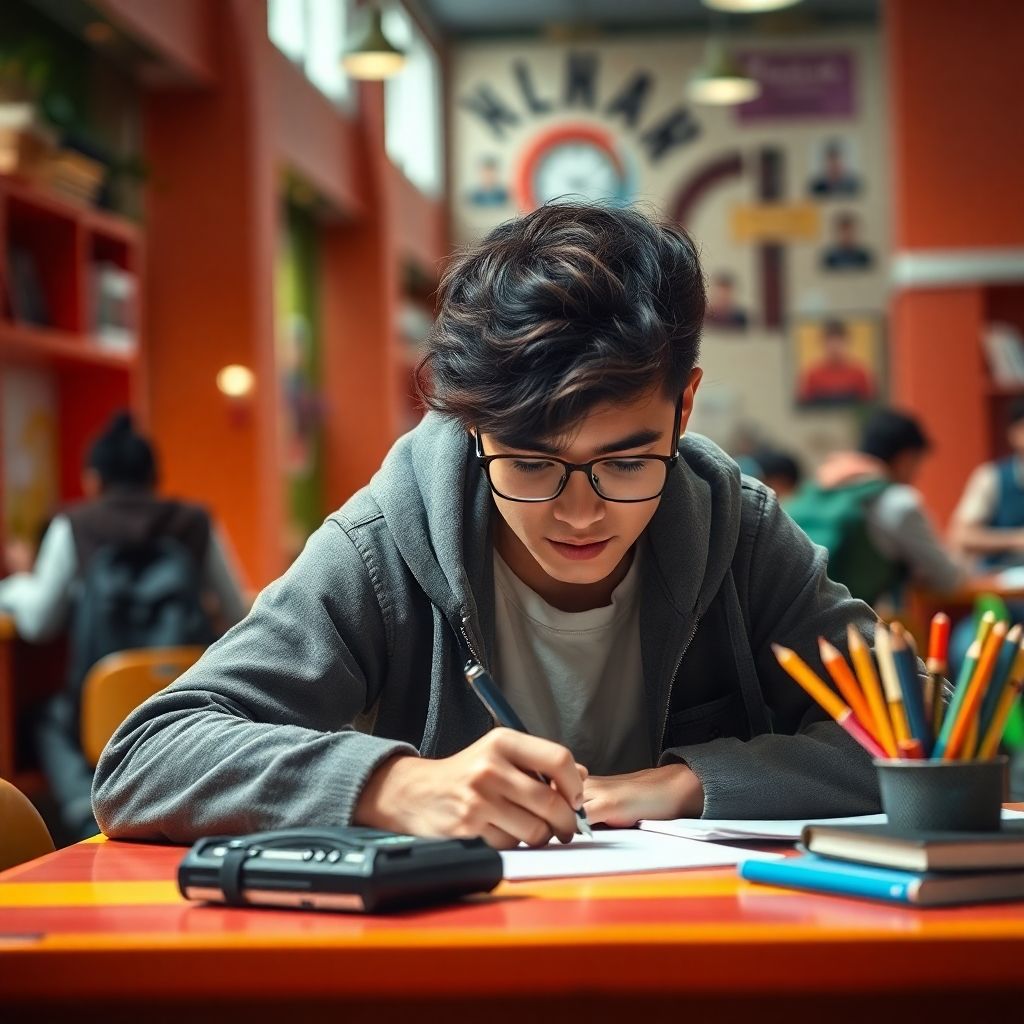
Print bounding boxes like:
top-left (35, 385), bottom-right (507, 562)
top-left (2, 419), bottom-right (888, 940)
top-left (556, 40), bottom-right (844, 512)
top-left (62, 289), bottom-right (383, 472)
top-left (982, 321), bottom-right (1024, 388)
top-left (90, 261), bottom-right (137, 351)
top-left (739, 853), bottom-right (1024, 907)
top-left (802, 819), bottom-right (1024, 872)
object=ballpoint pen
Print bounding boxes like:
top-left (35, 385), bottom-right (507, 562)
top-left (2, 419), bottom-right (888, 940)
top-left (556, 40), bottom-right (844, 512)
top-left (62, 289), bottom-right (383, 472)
top-left (463, 659), bottom-right (594, 839)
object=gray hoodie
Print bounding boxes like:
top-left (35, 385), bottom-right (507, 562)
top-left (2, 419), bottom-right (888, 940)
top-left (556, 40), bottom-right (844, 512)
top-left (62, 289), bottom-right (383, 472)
top-left (93, 413), bottom-right (881, 842)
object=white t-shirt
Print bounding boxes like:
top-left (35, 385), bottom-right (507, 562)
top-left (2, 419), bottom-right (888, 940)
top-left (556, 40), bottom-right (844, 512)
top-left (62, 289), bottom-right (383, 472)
top-left (491, 549), bottom-right (651, 776)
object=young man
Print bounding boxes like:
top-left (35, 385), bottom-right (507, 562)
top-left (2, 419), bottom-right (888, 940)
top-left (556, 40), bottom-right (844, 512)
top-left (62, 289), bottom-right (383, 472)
top-left (94, 204), bottom-right (880, 848)
top-left (788, 409), bottom-right (964, 607)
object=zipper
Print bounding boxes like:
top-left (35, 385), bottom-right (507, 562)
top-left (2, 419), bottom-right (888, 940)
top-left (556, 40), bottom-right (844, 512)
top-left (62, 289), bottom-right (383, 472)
top-left (459, 612), bottom-right (484, 668)
top-left (658, 617), bottom-right (701, 752)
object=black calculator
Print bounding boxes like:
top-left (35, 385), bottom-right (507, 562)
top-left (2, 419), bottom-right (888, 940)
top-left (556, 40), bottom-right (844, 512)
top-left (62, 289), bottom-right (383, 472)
top-left (177, 826), bottom-right (503, 914)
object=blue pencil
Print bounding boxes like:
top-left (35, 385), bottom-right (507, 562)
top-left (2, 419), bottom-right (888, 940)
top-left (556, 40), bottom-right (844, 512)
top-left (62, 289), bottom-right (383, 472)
top-left (978, 623), bottom-right (1022, 741)
top-left (890, 624), bottom-right (933, 756)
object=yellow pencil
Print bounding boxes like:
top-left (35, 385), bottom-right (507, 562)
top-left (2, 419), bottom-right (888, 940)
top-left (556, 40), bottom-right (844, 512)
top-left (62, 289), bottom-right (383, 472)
top-left (818, 637), bottom-right (881, 743)
top-left (846, 623), bottom-right (898, 758)
top-left (874, 623), bottom-right (910, 745)
top-left (977, 639), bottom-right (1024, 758)
top-left (944, 619), bottom-right (1008, 760)
top-left (771, 644), bottom-right (887, 758)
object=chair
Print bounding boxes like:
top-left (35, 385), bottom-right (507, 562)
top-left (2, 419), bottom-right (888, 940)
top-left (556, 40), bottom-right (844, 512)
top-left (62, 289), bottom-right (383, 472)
top-left (79, 646), bottom-right (204, 767)
top-left (0, 777), bottom-right (54, 872)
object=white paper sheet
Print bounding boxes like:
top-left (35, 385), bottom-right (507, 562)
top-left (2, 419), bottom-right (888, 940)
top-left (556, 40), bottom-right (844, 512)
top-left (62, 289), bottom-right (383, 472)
top-left (637, 807), bottom-right (1024, 843)
top-left (499, 827), bottom-right (781, 881)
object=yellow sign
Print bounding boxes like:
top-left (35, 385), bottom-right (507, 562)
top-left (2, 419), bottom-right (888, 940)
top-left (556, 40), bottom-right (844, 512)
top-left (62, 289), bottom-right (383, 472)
top-left (731, 203), bottom-right (821, 242)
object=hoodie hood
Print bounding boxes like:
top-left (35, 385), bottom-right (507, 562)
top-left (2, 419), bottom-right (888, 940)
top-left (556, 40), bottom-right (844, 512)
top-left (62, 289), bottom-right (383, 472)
top-left (367, 412), bottom-right (745, 640)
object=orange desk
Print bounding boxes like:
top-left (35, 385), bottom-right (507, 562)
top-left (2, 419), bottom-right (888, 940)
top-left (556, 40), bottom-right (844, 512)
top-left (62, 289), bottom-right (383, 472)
top-left (2, 835), bottom-right (1024, 1022)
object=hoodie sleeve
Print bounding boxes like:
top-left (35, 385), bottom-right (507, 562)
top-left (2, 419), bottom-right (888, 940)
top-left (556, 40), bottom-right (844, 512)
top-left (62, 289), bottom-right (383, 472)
top-left (661, 487), bottom-right (883, 819)
top-left (92, 519), bottom-right (419, 843)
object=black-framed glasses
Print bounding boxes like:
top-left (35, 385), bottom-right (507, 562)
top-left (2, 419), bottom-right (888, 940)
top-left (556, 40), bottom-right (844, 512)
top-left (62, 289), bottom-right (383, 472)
top-left (475, 398), bottom-right (683, 504)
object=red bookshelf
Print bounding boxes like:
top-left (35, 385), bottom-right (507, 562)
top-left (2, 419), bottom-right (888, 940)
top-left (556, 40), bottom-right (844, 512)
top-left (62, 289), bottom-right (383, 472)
top-left (0, 174), bottom-right (144, 789)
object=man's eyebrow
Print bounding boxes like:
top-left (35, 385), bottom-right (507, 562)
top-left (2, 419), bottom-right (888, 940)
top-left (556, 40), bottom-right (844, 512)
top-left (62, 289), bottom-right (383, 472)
top-left (500, 428), bottom-right (664, 457)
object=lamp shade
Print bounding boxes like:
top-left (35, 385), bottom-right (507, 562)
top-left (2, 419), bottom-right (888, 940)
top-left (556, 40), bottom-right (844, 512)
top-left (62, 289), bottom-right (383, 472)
top-left (702, 0), bottom-right (803, 12)
top-left (342, 7), bottom-right (406, 81)
top-left (688, 43), bottom-right (761, 105)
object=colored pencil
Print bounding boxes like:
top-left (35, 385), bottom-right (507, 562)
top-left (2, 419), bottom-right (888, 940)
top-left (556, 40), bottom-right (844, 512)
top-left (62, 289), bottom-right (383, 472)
top-left (874, 624), bottom-right (910, 745)
top-left (977, 637), bottom-right (1024, 759)
top-left (943, 619), bottom-right (1008, 761)
top-left (933, 639), bottom-right (981, 759)
top-left (978, 623), bottom-right (1022, 740)
top-left (890, 623), bottom-right (933, 755)
top-left (846, 623), bottom-right (898, 758)
top-left (897, 738), bottom-right (925, 759)
top-left (927, 612), bottom-right (950, 735)
top-left (771, 644), bottom-right (887, 759)
top-left (818, 637), bottom-right (881, 744)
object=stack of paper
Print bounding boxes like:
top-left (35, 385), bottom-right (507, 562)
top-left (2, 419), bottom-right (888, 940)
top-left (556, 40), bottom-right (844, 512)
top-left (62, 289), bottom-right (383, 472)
top-left (500, 828), bottom-right (780, 881)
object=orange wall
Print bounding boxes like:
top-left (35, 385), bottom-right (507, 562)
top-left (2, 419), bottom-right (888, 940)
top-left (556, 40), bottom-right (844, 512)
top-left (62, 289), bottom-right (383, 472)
top-left (120, 0), bottom-right (447, 587)
top-left (887, 0), bottom-right (1024, 525)
top-left (887, 0), bottom-right (1024, 250)
top-left (96, 0), bottom-right (216, 85)
top-left (142, 0), bottom-right (281, 588)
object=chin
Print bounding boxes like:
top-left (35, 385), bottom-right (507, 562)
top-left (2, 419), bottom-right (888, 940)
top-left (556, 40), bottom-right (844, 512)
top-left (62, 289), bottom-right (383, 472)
top-left (535, 551), bottom-right (621, 586)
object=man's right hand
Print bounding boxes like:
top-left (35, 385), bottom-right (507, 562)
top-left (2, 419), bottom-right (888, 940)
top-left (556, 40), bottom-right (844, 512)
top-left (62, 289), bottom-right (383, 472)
top-left (353, 728), bottom-right (585, 850)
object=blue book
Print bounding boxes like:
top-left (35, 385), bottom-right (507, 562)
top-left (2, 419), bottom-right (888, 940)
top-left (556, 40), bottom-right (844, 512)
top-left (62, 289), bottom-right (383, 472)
top-left (739, 854), bottom-right (1024, 907)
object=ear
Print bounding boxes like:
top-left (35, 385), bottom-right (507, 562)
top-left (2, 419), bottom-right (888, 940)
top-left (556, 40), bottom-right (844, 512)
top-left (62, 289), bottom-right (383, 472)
top-left (678, 367), bottom-right (703, 437)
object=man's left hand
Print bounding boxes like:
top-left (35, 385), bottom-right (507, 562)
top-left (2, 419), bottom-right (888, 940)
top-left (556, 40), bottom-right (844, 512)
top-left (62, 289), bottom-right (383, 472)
top-left (582, 763), bottom-right (704, 828)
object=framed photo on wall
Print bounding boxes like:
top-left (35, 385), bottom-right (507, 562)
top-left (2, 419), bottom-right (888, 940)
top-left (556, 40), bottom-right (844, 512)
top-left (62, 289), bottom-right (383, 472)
top-left (792, 313), bottom-right (884, 408)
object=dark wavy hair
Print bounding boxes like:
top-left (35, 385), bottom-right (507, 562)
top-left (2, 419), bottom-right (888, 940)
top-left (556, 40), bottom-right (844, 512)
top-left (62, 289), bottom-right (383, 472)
top-left (415, 202), bottom-right (706, 446)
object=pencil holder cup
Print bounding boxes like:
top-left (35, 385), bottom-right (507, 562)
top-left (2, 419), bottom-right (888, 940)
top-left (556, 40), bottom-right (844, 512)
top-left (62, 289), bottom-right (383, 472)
top-left (873, 757), bottom-right (1008, 832)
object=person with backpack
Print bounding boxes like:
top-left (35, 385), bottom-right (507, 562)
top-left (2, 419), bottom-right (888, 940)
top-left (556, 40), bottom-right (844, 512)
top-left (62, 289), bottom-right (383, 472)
top-left (787, 409), bottom-right (965, 607)
top-left (0, 411), bottom-right (246, 841)
top-left (94, 205), bottom-right (886, 848)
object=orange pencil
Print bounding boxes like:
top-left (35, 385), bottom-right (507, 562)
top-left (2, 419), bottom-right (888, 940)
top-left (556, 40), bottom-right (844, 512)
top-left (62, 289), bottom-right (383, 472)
top-left (818, 637), bottom-right (881, 744)
top-left (772, 644), bottom-right (887, 759)
top-left (874, 623), bottom-right (910, 745)
top-left (846, 623), bottom-right (898, 758)
top-left (943, 619), bottom-right (1008, 760)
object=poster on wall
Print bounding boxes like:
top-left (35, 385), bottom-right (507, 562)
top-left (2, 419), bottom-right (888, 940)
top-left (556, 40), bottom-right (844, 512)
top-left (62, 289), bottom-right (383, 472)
top-left (820, 209), bottom-right (874, 271)
top-left (793, 314), bottom-right (883, 408)
top-left (807, 136), bottom-right (862, 198)
top-left (736, 51), bottom-right (856, 122)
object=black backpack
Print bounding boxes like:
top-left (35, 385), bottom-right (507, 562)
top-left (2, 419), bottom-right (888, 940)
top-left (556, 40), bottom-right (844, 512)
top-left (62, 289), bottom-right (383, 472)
top-left (67, 537), bottom-right (214, 702)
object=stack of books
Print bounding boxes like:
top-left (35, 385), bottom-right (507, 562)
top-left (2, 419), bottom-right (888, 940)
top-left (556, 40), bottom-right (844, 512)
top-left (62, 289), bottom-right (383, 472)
top-left (740, 821), bottom-right (1024, 906)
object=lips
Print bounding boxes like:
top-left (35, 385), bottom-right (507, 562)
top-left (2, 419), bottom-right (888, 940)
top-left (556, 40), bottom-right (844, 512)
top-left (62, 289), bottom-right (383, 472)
top-left (548, 538), bottom-right (612, 561)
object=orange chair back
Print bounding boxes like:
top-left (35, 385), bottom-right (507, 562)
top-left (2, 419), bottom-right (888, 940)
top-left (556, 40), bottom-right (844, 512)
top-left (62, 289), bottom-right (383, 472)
top-left (0, 777), bottom-right (54, 872)
top-left (80, 647), bottom-right (204, 767)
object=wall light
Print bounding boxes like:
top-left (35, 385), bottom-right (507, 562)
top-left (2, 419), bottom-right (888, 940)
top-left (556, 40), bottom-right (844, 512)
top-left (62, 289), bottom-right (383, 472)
top-left (216, 364), bottom-right (255, 399)
top-left (702, 0), bottom-right (804, 12)
top-left (341, 6), bottom-right (406, 81)
top-left (688, 43), bottom-right (762, 105)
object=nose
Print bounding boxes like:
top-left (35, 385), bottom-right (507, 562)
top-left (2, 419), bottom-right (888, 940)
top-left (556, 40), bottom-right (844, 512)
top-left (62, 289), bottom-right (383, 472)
top-left (552, 468), bottom-right (606, 529)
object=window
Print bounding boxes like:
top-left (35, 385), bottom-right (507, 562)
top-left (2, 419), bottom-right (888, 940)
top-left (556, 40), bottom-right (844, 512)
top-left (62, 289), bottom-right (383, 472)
top-left (268, 0), bottom-right (352, 108)
top-left (383, 4), bottom-right (444, 197)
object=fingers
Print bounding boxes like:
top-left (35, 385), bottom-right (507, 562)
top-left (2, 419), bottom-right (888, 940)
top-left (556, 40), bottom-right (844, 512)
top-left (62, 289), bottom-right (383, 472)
top-left (498, 770), bottom-right (578, 843)
top-left (479, 824), bottom-right (522, 850)
top-left (490, 729), bottom-right (585, 809)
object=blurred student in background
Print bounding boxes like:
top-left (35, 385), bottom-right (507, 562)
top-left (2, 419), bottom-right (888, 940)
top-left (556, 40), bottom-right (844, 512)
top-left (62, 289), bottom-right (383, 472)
top-left (752, 448), bottom-right (803, 501)
top-left (787, 409), bottom-right (965, 607)
top-left (0, 411), bottom-right (246, 842)
top-left (950, 398), bottom-right (1024, 571)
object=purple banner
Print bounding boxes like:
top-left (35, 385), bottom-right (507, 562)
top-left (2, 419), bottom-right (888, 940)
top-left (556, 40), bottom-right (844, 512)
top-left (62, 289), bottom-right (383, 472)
top-left (736, 51), bottom-right (855, 122)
